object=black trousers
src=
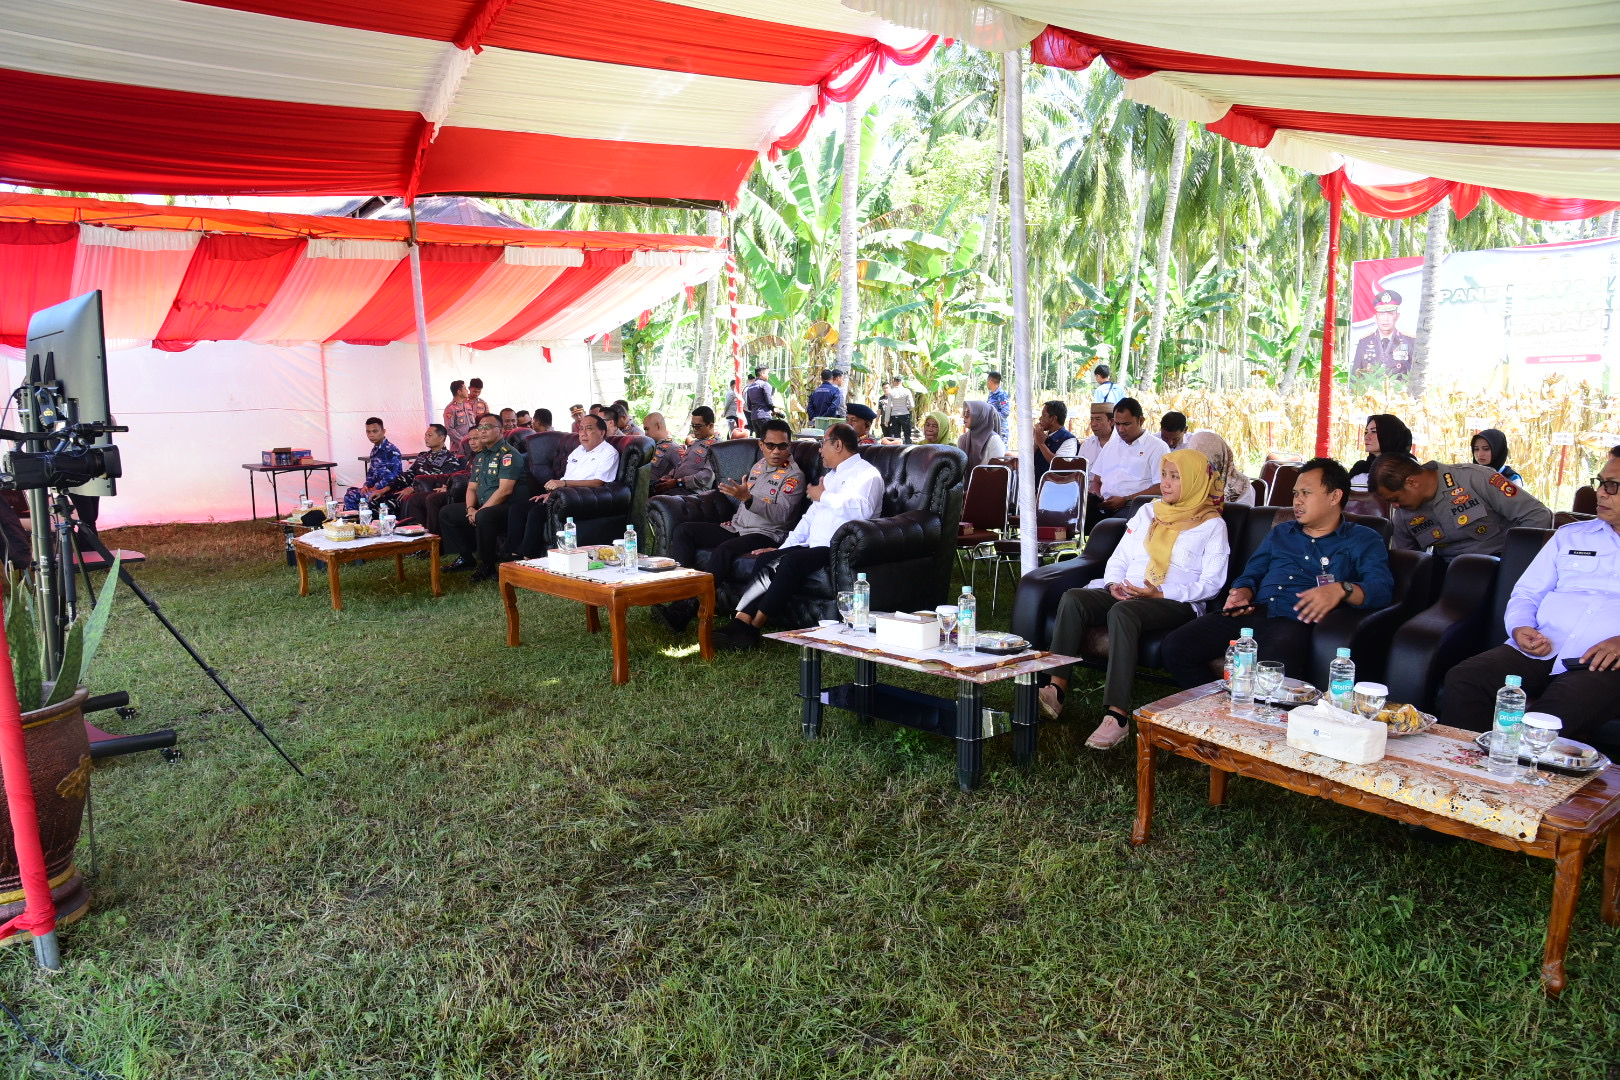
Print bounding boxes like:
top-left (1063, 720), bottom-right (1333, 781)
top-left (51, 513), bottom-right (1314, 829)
top-left (515, 496), bottom-right (557, 558)
top-left (671, 521), bottom-right (773, 582)
top-left (1441, 644), bottom-right (1620, 740)
top-left (440, 501), bottom-right (515, 568)
top-left (749, 418), bottom-right (770, 439)
top-left (396, 488), bottom-right (449, 533)
top-left (1049, 589), bottom-right (1195, 713)
top-left (1161, 612), bottom-right (1314, 688)
top-left (883, 415), bottom-right (913, 443)
top-left (736, 546), bottom-right (831, 621)
top-left (1084, 493), bottom-right (1133, 534)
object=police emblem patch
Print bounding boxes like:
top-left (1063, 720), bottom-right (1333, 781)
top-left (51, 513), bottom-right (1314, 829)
top-left (1431, 528), bottom-right (1444, 541)
top-left (783, 477), bottom-right (799, 493)
top-left (1487, 472), bottom-right (1518, 497)
top-left (1409, 516), bottom-right (1428, 527)
top-left (1456, 514), bottom-right (1469, 526)
top-left (1476, 525), bottom-right (1489, 534)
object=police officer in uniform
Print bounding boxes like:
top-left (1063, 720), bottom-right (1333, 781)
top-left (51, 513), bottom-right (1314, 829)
top-left (652, 407), bottom-right (720, 494)
top-left (1371, 453), bottom-right (1552, 564)
top-left (652, 418), bottom-right (806, 633)
top-left (442, 414), bottom-right (527, 583)
top-left (1351, 290), bottom-right (1415, 377)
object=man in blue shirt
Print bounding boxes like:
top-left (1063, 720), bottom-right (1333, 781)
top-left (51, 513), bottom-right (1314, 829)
top-left (1092, 363), bottom-right (1125, 406)
top-left (1440, 447), bottom-right (1620, 739)
top-left (1163, 457), bottom-right (1394, 684)
top-left (343, 416), bottom-right (404, 510)
top-left (985, 371), bottom-right (1010, 437)
top-left (807, 369), bottom-right (844, 421)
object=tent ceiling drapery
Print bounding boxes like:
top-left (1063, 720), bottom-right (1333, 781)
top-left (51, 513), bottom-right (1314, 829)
top-left (848, 0), bottom-right (1620, 202)
top-left (0, 194), bottom-right (724, 349)
top-left (0, 0), bottom-right (934, 204)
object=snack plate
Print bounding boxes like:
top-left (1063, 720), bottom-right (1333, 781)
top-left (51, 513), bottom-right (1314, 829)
top-left (1224, 678), bottom-right (1321, 707)
top-left (1378, 705), bottom-right (1437, 738)
top-left (975, 631), bottom-right (1031, 656)
top-left (1470, 732), bottom-right (1612, 775)
top-left (638, 556), bottom-right (680, 572)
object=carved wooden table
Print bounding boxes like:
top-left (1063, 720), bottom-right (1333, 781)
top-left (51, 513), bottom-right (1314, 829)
top-left (293, 531), bottom-right (442, 611)
top-left (765, 626), bottom-right (1078, 792)
top-left (1134, 682), bottom-right (1620, 997)
top-left (499, 561), bottom-right (715, 685)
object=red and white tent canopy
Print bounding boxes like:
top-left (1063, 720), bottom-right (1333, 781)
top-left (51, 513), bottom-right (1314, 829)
top-left (856, 0), bottom-right (1620, 205)
top-left (0, 1), bottom-right (933, 204)
top-left (0, 194), bottom-right (725, 349)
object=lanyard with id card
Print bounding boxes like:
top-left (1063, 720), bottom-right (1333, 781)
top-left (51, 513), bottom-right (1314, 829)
top-left (1315, 555), bottom-right (1336, 588)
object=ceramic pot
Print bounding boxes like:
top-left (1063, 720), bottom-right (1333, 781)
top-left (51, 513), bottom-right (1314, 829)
top-left (0, 687), bottom-right (91, 932)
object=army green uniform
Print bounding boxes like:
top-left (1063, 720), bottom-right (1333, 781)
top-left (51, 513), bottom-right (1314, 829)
top-left (442, 438), bottom-right (528, 573)
top-left (1390, 461), bottom-right (1552, 563)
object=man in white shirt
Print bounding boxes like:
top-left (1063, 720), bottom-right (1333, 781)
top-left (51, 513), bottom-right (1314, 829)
top-left (515, 415), bottom-right (621, 556)
top-left (715, 423), bottom-right (884, 649)
top-left (1076, 403), bottom-right (1112, 466)
top-left (1085, 397), bottom-right (1167, 531)
top-left (1440, 447), bottom-right (1620, 740)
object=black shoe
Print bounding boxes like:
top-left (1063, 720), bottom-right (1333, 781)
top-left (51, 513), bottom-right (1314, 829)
top-left (446, 556), bottom-right (476, 572)
top-left (650, 598), bottom-right (698, 634)
top-left (469, 567), bottom-right (496, 584)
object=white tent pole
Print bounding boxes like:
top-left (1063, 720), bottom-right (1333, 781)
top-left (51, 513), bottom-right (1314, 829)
top-left (1004, 50), bottom-right (1037, 576)
top-left (408, 204), bottom-right (435, 427)
top-left (835, 96), bottom-right (861, 374)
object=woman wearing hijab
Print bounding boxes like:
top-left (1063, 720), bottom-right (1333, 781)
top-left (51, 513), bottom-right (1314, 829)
top-left (920, 410), bottom-right (954, 445)
top-left (1185, 430), bottom-right (1253, 506)
top-left (1347, 413), bottom-right (1415, 482)
top-left (1471, 428), bottom-right (1523, 484)
top-left (958, 400), bottom-right (1007, 470)
top-left (1038, 449), bottom-right (1231, 749)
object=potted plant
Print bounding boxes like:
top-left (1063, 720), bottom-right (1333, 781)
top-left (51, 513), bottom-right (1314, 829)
top-left (0, 557), bottom-right (120, 930)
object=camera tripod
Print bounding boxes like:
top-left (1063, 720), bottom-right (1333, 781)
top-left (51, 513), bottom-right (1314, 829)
top-left (28, 489), bottom-right (304, 777)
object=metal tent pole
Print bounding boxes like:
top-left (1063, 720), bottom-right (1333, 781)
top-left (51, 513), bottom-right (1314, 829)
top-left (1004, 49), bottom-right (1037, 575)
top-left (408, 204), bottom-right (435, 427)
top-left (835, 98), bottom-right (862, 375)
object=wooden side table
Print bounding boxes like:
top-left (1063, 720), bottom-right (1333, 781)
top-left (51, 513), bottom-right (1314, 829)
top-left (293, 532), bottom-right (442, 611)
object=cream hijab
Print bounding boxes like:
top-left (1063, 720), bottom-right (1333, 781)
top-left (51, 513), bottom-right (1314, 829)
top-left (1185, 431), bottom-right (1251, 506)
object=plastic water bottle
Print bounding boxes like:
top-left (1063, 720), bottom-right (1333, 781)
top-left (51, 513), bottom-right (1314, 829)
top-left (853, 573), bottom-right (871, 631)
top-left (623, 524), bottom-right (638, 569)
top-left (957, 585), bottom-right (977, 652)
top-left (1489, 675), bottom-right (1527, 778)
top-left (561, 517), bottom-right (577, 551)
top-left (1229, 628), bottom-right (1258, 716)
top-left (357, 496), bottom-right (372, 528)
top-left (1222, 640), bottom-right (1239, 683)
top-left (1329, 648), bottom-right (1356, 710)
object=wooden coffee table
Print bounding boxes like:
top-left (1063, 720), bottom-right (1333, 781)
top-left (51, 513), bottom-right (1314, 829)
top-left (293, 531), bottom-right (442, 610)
top-left (1134, 682), bottom-right (1620, 997)
top-left (500, 561), bottom-right (715, 685)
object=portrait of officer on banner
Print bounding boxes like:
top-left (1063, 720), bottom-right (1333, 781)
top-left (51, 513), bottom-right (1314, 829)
top-left (1351, 289), bottom-right (1415, 378)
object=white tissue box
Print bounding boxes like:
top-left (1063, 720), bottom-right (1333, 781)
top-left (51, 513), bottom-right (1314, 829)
top-left (547, 548), bottom-right (591, 574)
top-left (874, 612), bottom-right (941, 651)
top-left (1286, 701), bottom-right (1387, 765)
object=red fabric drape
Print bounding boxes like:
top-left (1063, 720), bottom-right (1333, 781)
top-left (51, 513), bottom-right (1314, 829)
top-left (333, 244), bottom-right (501, 345)
top-left (468, 249), bottom-right (631, 349)
top-left (0, 222), bottom-right (78, 347)
top-left (769, 36), bottom-right (937, 159)
top-left (1315, 172), bottom-right (1348, 457)
top-left (0, 605), bottom-right (56, 943)
top-left (1336, 170), bottom-right (1619, 221)
top-left (154, 234), bottom-right (304, 351)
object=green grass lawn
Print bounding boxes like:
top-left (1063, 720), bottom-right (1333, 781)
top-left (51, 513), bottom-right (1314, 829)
top-left (3, 522), bottom-right (1617, 1079)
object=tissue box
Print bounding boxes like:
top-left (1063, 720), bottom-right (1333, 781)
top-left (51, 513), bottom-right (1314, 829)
top-left (547, 548), bottom-right (592, 574)
top-left (874, 612), bottom-right (941, 651)
top-left (1286, 701), bottom-right (1387, 765)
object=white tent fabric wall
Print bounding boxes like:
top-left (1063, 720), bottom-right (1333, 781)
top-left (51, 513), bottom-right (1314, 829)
top-left (0, 339), bottom-right (592, 528)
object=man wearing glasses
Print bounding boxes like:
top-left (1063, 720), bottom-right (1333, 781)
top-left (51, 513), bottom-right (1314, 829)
top-left (652, 419), bottom-right (806, 633)
top-left (1441, 447), bottom-right (1620, 740)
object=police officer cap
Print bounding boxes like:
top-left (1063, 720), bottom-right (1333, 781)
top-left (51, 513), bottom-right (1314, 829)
top-left (845, 403), bottom-right (878, 423)
top-left (1373, 289), bottom-right (1402, 310)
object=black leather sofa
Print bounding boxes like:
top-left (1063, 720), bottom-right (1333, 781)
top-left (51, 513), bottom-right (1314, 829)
top-left (521, 430), bottom-right (655, 548)
top-left (647, 441), bottom-right (967, 626)
top-left (1009, 503), bottom-right (1432, 688)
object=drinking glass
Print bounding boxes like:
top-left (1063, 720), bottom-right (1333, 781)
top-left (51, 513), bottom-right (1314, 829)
top-left (1255, 661), bottom-right (1285, 721)
top-left (1353, 681), bottom-right (1388, 722)
top-left (934, 605), bottom-right (958, 648)
top-left (836, 591), bottom-right (856, 635)
top-left (1519, 713), bottom-right (1562, 786)
top-left (611, 539), bottom-right (628, 567)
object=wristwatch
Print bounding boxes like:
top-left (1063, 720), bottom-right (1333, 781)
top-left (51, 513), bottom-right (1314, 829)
top-left (1340, 582), bottom-right (1354, 599)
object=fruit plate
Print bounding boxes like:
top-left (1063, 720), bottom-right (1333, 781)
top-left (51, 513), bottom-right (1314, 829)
top-left (1377, 703), bottom-right (1438, 738)
top-left (975, 632), bottom-right (1032, 656)
top-left (1470, 732), bottom-right (1612, 775)
top-left (638, 556), bottom-right (680, 572)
